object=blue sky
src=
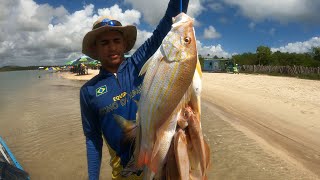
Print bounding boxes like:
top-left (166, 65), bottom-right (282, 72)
top-left (1, 0), bottom-right (320, 66)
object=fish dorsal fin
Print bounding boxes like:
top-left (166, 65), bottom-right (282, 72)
top-left (139, 50), bottom-right (164, 76)
top-left (196, 57), bottom-right (203, 78)
top-left (132, 99), bottom-right (139, 105)
top-left (113, 114), bottom-right (137, 146)
top-left (139, 57), bottom-right (152, 76)
top-left (113, 114), bottom-right (136, 132)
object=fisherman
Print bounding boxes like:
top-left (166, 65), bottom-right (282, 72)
top-left (80, 0), bottom-right (190, 179)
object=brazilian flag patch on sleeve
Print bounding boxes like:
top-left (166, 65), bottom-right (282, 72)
top-left (96, 85), bottom-right (108, 97)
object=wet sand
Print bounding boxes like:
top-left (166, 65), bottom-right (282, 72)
top-left (59, 71), bottom-right (320, 179)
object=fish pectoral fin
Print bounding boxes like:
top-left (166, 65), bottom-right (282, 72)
top-left (187, 112), bottom-right (207, 176)
top-left (150, 115), bottom-right (177, 162)
top-left (113, 114), bottom-right (137, 144)
top-left (174, 129), bottom-right (190, 180)
top-left (149, 114), bottom-right (178, 174)
top-left (204, 139), bottom-right (211, 170)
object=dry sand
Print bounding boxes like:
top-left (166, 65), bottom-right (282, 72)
top-left (60, 70), bottom-right (320, 179)
top-left (58, 69), bottom-right (100, 81)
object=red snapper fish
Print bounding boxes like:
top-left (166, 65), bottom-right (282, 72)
top-left (134, 12), bottom-right (210, 179)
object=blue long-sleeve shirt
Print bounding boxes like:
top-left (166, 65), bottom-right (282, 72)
top-left (80, 0), bottom-right (189, 179)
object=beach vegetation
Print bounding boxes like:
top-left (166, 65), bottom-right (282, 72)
top-left (199, 55), bottom-right (205, 68)
top-left (233, 46), bottom-right (320, 80)
top-left (256, 46), bottom-right (272, 65)
top-left (233, 46), bottom-right (320, 67)
top-left (312, 47), bottom-right (320, 62)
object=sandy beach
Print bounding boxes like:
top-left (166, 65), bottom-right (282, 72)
top-left (60, 70), bottom-right (320, 179)
top-left (59, 69), bottom-right (100, 81)
top-left (201, 73), bottom-right (320, 179)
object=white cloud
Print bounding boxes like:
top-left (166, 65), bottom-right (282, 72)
top-left (0, 0), bottom-right (143, 66)
top-left (124, 0), bottom-right (204, 25)
top-left (197, 41), bottom-right (231, 58)
top-left (0, 0), bottom-right (207, 67)
top-left (97, 5), bottom-right (141, 26)
top-left (130, 30), bottom-right (152, 54)
top-left (271, 37), bottom-right (320, 53)
top-left (187, 0), bottom-right (204, 20)
top-left (203, 26), bottom-right (221, 39)
top-left (17, 1), bottom-right (68, 32)
top-left (124, 0), bottom-right (168, 26)
top-left (222, 0), bottom-right (320, 23)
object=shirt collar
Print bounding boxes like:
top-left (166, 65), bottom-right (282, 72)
top-left (98, 58), bottom-right (128, 76)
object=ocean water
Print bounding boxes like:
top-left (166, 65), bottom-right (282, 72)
top-left (0, 70), bottom-right (91, 179)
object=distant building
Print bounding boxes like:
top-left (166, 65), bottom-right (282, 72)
top-left (202, 58), bottom-right (232, 72)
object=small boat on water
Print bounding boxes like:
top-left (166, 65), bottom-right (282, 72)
top-left (0, 136), bottom-right (29, 180)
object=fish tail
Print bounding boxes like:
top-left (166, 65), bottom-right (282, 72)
top-left (136, 146), bottom-right (151, 167)
top-left (149, 153), bottom-right (160, 173)
top-left (136, 147), bottom-right (158, 173)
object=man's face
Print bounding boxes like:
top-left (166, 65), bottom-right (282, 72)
top-left (95, 30), bottom-right (126, 72)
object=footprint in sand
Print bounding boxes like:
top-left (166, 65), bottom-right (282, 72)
top-left (300, 110), bottom-right (314, 114)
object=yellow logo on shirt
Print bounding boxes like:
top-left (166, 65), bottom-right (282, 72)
top-left (113, 92), bottom-right (127, 101)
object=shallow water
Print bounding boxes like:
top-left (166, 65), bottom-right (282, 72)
top-left (0, 70), bottom-right (90, 179)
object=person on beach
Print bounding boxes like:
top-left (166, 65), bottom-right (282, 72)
top-left (80, 0), bottom-right (189, 179)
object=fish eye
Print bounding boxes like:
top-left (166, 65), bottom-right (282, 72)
top-left (184, 37), bottom-right (191, 44)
